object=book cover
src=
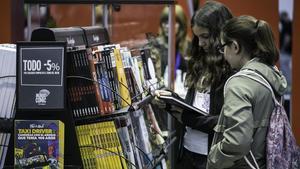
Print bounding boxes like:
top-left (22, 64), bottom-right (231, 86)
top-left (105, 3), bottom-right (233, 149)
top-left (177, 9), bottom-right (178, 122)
top-left (14, 120), bottom-right (64, 169)
top-left (157, 95), bottom-right (208, 116)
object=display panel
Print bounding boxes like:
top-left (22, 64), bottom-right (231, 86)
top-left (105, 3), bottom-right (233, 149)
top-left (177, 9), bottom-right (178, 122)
top-left (17, 42), bottom-right (66, 110)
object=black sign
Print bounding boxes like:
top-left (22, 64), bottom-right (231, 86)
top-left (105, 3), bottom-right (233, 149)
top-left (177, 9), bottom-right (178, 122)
top-left (17, 42), bottom-right (66, 110)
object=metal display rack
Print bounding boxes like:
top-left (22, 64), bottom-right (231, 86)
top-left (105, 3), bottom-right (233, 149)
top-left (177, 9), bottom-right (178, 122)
top-left (17, 1), bottom-right (177, 168)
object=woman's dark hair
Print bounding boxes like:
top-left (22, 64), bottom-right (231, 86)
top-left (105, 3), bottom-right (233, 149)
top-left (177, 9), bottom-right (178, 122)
top-left (185, 1), bottom-right (233, 91)
top-left (222, 15), bottom-right (279, 65)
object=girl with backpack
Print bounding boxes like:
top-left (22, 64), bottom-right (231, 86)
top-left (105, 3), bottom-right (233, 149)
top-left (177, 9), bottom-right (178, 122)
top-left (207, 15), bottom-right (289, 169)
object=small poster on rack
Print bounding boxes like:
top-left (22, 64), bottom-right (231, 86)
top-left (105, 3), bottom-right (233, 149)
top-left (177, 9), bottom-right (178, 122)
top-left (17, 42), bottom-right (66, 110)
top-left (14, 120), bottom-right (65, 169)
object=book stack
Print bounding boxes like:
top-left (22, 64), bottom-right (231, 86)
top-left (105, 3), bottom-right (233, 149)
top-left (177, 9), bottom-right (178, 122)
top-left (67, 47), bottom-right (105, 118)
top-left (115, 116), bottom-right (138, 169)
top-left (130, 109), bottom-right (154, 167)
top-left (76, 120), bottom-right (127, 169)
top-left (113, 47), bottom-right (132, 108)
top-left (121, 48), bottom-right (142, 103)
top-left (0, 44), bottom-right (16, 169)
top-left (91, 47), bottom-right (114, 114)
top-left (83, 26), bottom-right (115, 115)
top-left (53, 28), bottom-right (106, 118)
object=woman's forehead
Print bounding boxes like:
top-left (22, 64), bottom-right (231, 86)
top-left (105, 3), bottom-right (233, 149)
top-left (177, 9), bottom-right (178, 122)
top-left (192, 25), bottom-right (209, 35)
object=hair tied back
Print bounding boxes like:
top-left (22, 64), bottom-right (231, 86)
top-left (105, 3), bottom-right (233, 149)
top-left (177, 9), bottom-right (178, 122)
top-left (255, 19), bottom-right (260, 29)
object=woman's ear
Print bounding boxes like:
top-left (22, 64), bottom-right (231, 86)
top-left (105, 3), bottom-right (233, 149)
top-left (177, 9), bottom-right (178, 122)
top-left (232, 40), bottom-right (240, 54)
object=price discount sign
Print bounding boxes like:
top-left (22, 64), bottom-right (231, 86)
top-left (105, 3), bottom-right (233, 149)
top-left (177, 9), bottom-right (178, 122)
top-left (21, 49), bottom-right (63, 86)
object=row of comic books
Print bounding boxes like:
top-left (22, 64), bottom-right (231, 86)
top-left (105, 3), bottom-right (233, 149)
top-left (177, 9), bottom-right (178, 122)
top-left (65, 26), bottom-right (166, 168)
top-left (76, 120), bottom-right (127, 169)
top-left (86, 44), bottom-right (157, 114)
top-left (75, 106), bottom-right (165, 169)
top-left (25, 26), bottom-right (167, 168)
top-left (0, 44), bottom-right (16, 168)
top-left (72, 40), bottom-right (167, 168)
top-left (64, 27), bottom-right (160, 120)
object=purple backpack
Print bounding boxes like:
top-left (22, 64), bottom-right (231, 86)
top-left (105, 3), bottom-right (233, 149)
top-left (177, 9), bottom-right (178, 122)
top-left (236, 70), bottom-right (300, 169)
top-left (266, 93), bottom-right (300, 169)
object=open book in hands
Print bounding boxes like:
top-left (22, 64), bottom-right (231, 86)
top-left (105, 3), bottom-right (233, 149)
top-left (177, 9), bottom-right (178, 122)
top-left (154, 90), bottom-right (208, 116)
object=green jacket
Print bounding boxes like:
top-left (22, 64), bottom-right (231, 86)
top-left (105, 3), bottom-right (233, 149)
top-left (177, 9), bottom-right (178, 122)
top-left (207, 58), bottom-right (287, 169)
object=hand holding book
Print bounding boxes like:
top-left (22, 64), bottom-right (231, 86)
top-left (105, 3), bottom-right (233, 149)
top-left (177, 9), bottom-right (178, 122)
top-left (152, 90), bottom-right (184, 123)
top-left (152, 90), bottom-right (183, 112)
top-left (152, 90), bottom-right (170, 108)
top-left (153, 90), bottom-right (208, 117)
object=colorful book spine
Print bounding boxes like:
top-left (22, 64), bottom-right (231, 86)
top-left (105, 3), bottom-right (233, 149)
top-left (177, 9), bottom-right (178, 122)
top-left (87, 48), bottom-right (105, 115)
top-left (113, 48), bottom-right (131, 108)
top-left (76, 121), bottom-right (128, 169)
top-left (115, 116), bottom-right (136, 169)
top-left (93, 49), bottom-right (114, 114)
top-left (140, 49), bottom-right (151, 80)
top-left (130, 109), bottom-right (153, 167)
top-left (101, 48), bottom-right (121, 110)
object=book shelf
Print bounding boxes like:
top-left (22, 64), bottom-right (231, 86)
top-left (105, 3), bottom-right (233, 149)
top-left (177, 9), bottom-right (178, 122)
top-left (0, 44), bottom-right (16, 169)
top-left (3, 1), bottom-right (177, 168)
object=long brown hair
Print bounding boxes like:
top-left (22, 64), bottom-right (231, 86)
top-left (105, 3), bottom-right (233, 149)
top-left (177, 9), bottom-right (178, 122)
top-left (222, 15), bottom-right (279, 65)
top-left (185, 1), bottom-right (233, 91)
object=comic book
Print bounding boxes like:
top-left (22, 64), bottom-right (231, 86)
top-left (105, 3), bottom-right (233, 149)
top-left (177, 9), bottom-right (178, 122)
top-left (14, 120), bottom-right (64, 169)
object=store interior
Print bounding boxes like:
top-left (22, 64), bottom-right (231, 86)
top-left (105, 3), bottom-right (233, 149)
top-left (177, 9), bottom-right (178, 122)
top-left (0, 0), bottom-right (299, 168)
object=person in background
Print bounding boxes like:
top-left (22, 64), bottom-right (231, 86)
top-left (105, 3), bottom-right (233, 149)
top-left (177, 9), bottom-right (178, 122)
top-left (147, 5), bottom-right (191, 133)
top-left (279, 11), bottom-right (292, 55)
top-left (153, 1), bottom-right (233, 169)
top-left (207, 15), bottom-right (287, 169)
top-left (279, 11), bottom-right (292, 103)
top-left (147, 4), bottom-right (190, 84)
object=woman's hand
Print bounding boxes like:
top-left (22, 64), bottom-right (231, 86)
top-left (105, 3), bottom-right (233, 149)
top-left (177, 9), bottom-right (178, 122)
top-left (151, 90), bottom-right (172, 109)
top-left (154, 90), bottom-right (172, 97)
top-left (152, 90), bottom-right (183, 112)
top-left (152, 90), bottom-right (184, 123)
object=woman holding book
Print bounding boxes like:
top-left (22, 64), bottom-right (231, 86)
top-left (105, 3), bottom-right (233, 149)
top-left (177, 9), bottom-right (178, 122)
top-left (153, 1), bottom-right (233, 169)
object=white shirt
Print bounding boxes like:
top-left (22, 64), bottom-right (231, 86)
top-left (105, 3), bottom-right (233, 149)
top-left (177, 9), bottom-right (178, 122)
top-left (183, 91), bottom-right (210, 155)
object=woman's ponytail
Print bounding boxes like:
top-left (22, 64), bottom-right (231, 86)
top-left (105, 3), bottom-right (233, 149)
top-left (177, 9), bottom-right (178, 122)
top-left (222, 16), bottom-right (279, 66)
top-left (254, 20), bottom-right (279, 65)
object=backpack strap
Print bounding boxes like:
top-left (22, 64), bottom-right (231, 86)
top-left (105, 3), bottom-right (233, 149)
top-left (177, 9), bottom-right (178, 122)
top-left (225, 69), bottom-right (278, 169)
top-left (244, 150), bottom-right (260, 169)
top-left (225, 69), bottom-right (279, 106)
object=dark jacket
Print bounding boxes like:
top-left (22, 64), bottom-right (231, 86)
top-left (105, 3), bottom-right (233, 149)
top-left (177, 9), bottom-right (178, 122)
top-left (175, 71), bottom-right (232, 159)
